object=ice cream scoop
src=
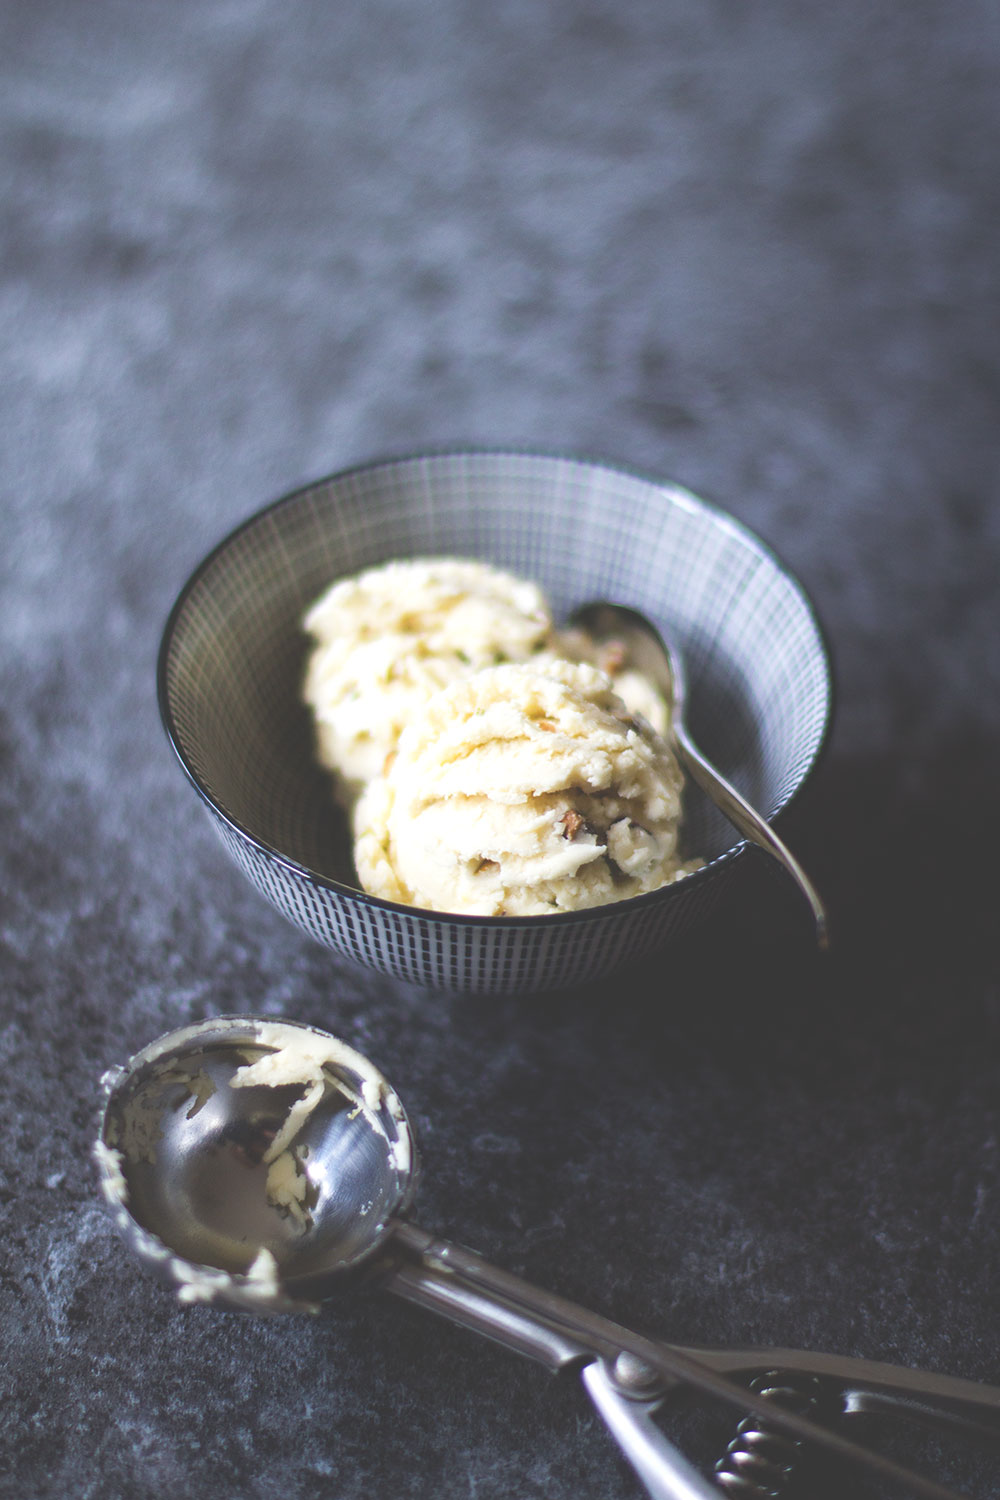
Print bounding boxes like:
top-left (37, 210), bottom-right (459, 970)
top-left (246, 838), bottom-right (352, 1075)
top-left (96, 1017), bottom-right (993, 1500)
top-left (570, 603), bottom-right (829, 950)
top-left (352, 659), bottom-right (696, 916)
top-left (302, 558), bottom-right (554, 804)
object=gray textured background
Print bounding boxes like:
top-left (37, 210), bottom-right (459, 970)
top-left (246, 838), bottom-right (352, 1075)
top-left (2, 2), bottom-right (999, 1496)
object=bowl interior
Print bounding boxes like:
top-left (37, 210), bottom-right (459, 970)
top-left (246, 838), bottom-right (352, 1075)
top-left (160, 453), bottom-right (831, 894)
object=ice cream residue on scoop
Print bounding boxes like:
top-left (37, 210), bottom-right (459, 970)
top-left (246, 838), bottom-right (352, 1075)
top-left (229, 1023), bottom-right (404, 1229)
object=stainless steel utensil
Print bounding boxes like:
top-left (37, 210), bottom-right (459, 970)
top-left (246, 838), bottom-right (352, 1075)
top-left (96, 1018), bottom-right (996, 1500)
top-left (570, 602), bottom-right (829, 950)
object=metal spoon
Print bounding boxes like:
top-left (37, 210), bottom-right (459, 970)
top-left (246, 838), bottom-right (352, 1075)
top-left (96, 1017), bottom-right (998, 1500)
top-left (570, 602), bottom-right (829, 950)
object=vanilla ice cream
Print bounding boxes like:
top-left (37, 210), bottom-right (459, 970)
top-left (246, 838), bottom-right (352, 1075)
top-left (551, 625), bottom-right (669, 736)
top-left (303, 558), bottom-right (553, 802)
top-left (353, 660), bottom-right (695, 916)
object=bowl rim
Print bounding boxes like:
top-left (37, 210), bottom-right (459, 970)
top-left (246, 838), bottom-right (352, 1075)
top-left (156, 446), bottom-right (835, 929)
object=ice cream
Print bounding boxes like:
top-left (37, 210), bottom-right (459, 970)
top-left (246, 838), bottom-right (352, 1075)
top-left (301, 557), bottom-right (672, 804)
top-left (353, 659), bottom-right (695, 916)
top-left (228, 1021), bottom-right (411, 1227)
top-left (301, 555), bottom-right (697, 914)
top-left (551, 625), bottom-right (669, 737)
top-left (303, 558), bottom-right (553, 802)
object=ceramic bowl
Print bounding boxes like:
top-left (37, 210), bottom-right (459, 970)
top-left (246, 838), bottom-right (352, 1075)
top-left (158, 451), bottom-right (832, 995)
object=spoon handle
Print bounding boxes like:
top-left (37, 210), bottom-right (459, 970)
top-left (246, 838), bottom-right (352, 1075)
top-left (673, 723), bottom-right (829, 950)
top-left (385, 1225), bottom-right (971, 1500)
top-left (567, 603), bottom-right (829, 949)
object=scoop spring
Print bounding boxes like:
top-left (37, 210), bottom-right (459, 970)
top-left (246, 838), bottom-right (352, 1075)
top-left (714, 1372), bottom-right (827, 1497)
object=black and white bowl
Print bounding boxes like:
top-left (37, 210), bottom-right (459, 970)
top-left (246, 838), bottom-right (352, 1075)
top-left (158, 451), bottom-right (832, 996)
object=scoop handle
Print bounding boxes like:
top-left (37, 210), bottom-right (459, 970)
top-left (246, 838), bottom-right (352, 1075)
top-left (674, 1343), bottom-right (1000, 1436)
top-left (384, 1225), bottom-right (971, 1500)
top-left (580, 1359), bottom-right (720, 1500)
top-left (386, 1230), bottom-right (719, 1500)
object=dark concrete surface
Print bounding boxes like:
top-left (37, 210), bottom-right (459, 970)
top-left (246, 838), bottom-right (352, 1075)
top-left (2, 2), bottom-right (999, 1496)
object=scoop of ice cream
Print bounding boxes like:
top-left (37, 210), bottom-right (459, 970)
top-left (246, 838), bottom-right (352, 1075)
top-left (303, 558), bottom-right (553, 801)
top-left (550, 626), bottom-right (670, 737)
top-left (353, 659), bottom-right (693, 916)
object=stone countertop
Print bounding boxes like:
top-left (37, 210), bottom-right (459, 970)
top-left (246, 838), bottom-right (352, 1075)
top-left (2, 3), bottom-right (999, 1496)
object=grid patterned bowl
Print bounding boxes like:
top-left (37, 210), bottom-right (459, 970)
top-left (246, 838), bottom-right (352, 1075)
top-left (158, 451), bottom-right (832, 996)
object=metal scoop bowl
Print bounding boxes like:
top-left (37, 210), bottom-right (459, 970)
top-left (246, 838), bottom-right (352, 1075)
top-left (96, 1015), bottom-right (416, 1312)
top-left (97, 1017), bottom-right (1000, 1500)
